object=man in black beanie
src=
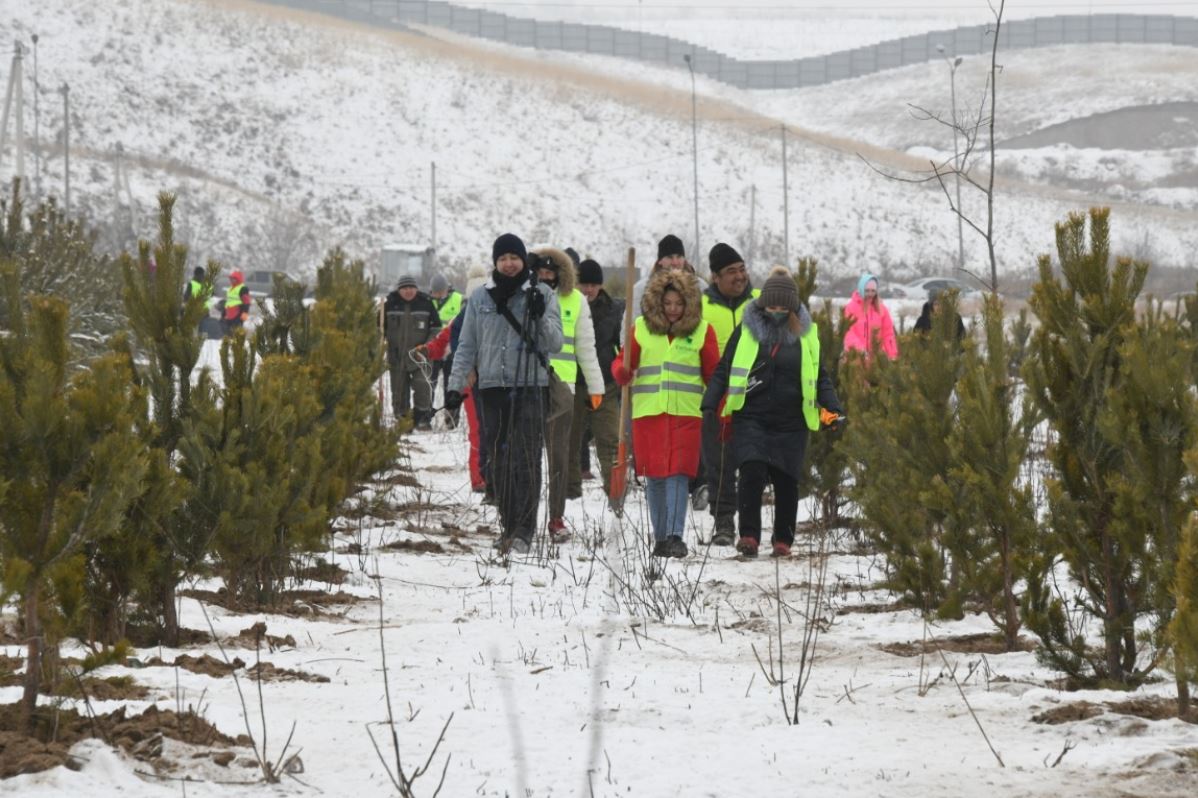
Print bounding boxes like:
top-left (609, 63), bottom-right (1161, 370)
top-left (699, 241), bottom-right (760, 545)
top-left (568, 258), bottom-right (624, 501)
top-left (447, 233), bottom-right (563, 555)
top-left (631, 234), bottom-right (707, 321)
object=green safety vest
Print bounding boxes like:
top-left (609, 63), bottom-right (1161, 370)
top-left (702, 288), bottom-right (761, 354)
top-left (436, 290), bottom-right (462, 325)
top-left (550, 289), bottom-right (583, 383)
top-left (721, 320), bottom-right (821, 432)
top-left (631, 316), bottom-right (710, 420)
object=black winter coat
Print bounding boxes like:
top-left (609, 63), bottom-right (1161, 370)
top-left (581, 290), bottom-right (624, 392)
top-left (383, 290), bottom-right (441, 364)
top-left (914, 302), bottom-right (966, 339)
top-left (703, 304), bottom-right (842, 478)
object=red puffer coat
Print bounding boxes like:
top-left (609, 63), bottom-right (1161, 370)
top-left (611, 270), bottom-right (720, 479)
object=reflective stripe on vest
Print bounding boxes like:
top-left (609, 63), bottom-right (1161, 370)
top-left (436, 290), bottom-right (462, 324)
top-left (550, 289), bottom-right (583, 383)
top-left (721, 320), bottom-right (821, 432)
top-left (702, 288), bottom-right (761, 354)
top-left (224, 284), bottom-right (247, 320)
top-left (630, 316), bottom-right (710, 420)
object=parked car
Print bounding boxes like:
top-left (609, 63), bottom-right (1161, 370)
top-left (243, 270), bottom-right (297, 298)
top-left (888, 276), bottom-right (982, 301)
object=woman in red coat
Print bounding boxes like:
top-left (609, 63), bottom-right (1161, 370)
top-left (612, 269), bottom-right (720, 558)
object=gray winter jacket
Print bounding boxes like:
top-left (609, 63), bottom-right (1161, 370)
top-left (448, 278), bottom-right (563, 392)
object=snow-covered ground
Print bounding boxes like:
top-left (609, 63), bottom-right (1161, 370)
top-left (6, 415), bottom-right (1198, 796)
top-left (6, 0), bottom-right (1198, 296)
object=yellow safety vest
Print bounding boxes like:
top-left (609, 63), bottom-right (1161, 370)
top-left (721, 320), bottom-right (821, 432)
top-left (436, 290), bottom-right (462, 325)
top-left (702, 288), bottom-right (761, 354)
top-left (224, 284), bottom-right (247, 320)
top-left (550, 289), bottom-right (583, 383)
top-left (631, 317), bottom-right (710, 419)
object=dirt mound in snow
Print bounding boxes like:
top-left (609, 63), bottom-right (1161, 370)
top-left (125, 623), bottom-right (214, 648)
top-left (1033, 696), bottom-right (1198, 725)
top-left (181, 587), bottom-right (371, 617)
top-left (228, 622), bottom-right (297, 652)
top-left (0, 702), bottom-right (248, 778)
top-left (878, 633), bottom-right (1037, 657)
top-left (1, 655), bottom-right (149, 700)
top-left (146, 652), bottom-right (326, 683)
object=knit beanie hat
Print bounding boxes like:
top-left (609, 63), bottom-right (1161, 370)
top-left (708, 242), bottom-right (744, 274)
top-left (492, 233), bottom-right (527, 266)
top-left (397, 275), bottom-right (418, 290)
top-left (857, 272), bottom-right (879, 296)
top-left (577, 259), bottom-right (604, 285)
top-left (430, 273), bottom-right (449, 293)
top-left (757, 266), bottom-right (800, 313)
top-left (656, 234), bottom-right (685, 262)
top-left (564, 247), bottom-right (582, 268)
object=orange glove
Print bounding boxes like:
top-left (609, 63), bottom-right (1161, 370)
top-left (590, 394), bottom-right (603, 410)
top-left (820, 408), bottom-right (845, 429)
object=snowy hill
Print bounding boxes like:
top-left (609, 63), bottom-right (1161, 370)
top-left (7, 0), bottom-right (1198, 294)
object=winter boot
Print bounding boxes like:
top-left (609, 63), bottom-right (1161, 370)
top-left (771, 541), bottom-right (791, 558)
top-left (668, 536), bottom-right (688, 559)
top-left (711, 515), bottom-right (736, 546)
top-left (651, 539), bottom-right (672, 558)
top-left (736, 537), bottom-right (759, 558)
top-left (547, 517), bottom-right (570, 544)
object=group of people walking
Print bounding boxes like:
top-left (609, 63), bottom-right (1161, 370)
top-left (392, 232), bottom-right (919, 559)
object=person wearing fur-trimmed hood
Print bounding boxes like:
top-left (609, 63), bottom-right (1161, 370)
top-left (612, 269), bottom-right (721, 558)
top-left (702, 266), bottom-right (843, 559)
top-left (531, 246), bottom-right (607, 543)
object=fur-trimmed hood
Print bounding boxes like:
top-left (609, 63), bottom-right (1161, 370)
top-left (530, 247), bottom-right (577, 297)
top-left (641, 268), bottom-right (703, 337)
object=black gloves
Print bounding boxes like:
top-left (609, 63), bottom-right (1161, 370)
top-left (527, 288), bottom-right (546, 321)
top-left (444, 391), bottom-right (464, 412)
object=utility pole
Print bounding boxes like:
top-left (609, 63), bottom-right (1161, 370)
top-left (60, 83), bottom-right (69, 217)
top-left (31, 34), bottom-right (39, 195)
top-left (683, 53), bottom-right (700, 259)
top-left (781, 125), bottom-right (790, 269)
top-left (0, 41), bottom-right (27, 181)
top-left (430, 160), bottom-right (437, 254)
top-left (937, 45), bottom-right (965, 271)
top-left (747, 184), bottom-right (757, 266)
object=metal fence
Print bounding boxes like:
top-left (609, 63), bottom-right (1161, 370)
top-left (269, 0), bottom-right (1198, 89)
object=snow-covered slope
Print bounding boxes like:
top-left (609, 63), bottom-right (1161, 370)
top-left (7, 0), bottom-right (1198, 294)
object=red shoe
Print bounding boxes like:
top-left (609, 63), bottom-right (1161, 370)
top-left (736, 537), bottom-right (759, 558)
top-left (547, 517), bottom-right (570, 544)
top-left (771, 542), bottom-right (791, 558)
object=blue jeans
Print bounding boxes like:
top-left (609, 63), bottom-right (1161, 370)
top-left (645, 475), bottom-right (689, 541)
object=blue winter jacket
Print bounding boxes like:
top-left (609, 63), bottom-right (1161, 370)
top-left (448, 278), bottom-right (563, 392)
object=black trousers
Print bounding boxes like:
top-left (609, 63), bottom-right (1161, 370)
top-left (702, 410), bottom-right (738, 520)
top-left (737, 460), bottom-right (799, 545)
top-left (478, 386), bottom-right (547, 544)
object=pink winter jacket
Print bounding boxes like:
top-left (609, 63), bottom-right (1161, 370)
top-left (843, 291), bottom-right (899, 360)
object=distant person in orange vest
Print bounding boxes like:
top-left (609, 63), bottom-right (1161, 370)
top-left (222, 270), bottom-right (252, 336)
